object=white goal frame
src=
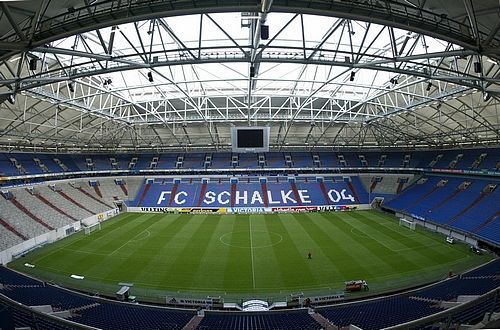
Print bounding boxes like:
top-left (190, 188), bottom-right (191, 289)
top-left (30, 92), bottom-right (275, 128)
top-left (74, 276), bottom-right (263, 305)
top-left (399, 218), bottom-right (416, 230)
top-left (84, 222), bottom-right (101, 235)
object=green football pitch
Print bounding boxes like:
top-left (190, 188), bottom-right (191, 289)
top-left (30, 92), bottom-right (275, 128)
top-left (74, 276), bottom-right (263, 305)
top-left (9, 210), bottom-right (491, 301)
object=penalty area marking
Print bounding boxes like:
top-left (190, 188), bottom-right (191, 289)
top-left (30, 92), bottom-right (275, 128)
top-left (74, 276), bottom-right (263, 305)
top-left (109, 229), bottom-right (152, 256)
top-left (130, 230), bottom-right (151, 242)
top-left (349, 227), bottom-right (441, 253)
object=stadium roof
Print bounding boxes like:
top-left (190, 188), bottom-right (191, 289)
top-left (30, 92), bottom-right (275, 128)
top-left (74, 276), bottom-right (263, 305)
top-left (0, 0), bottom-right (499, 152)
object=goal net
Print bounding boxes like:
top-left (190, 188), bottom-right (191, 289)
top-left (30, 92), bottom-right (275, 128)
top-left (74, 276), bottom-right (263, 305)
top-left (84, 222), bottom-right (101, 235)
top-left (399, 218), bottom-right (416, 230)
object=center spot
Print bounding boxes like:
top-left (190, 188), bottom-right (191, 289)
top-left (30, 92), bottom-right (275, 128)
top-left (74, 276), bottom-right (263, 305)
top-left (219, 230), bottom-right (283, 249)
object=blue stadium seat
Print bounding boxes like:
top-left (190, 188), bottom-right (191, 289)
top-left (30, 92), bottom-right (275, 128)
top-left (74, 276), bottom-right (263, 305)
top-left (70, 302), bottom-right (195, 330)
top-left (198, 310), bottom-right (321, 330)
top-left (0, 266), bottom-right (43, 286)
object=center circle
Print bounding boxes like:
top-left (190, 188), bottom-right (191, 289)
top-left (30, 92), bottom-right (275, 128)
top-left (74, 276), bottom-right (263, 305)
top-left (219, 230), bottom-right (283, 249)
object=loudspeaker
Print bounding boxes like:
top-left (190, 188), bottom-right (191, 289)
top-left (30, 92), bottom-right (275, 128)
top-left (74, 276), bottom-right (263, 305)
top-left (147, 72), bottom-right (153, 82)
top-left (473, 61), bottom-right (481, 73)
top-left (7, 94), bottom-right (15, 105)
top-left (68, 82), bottom-right (75, 93)
top-left (260, 25), bottom-right (269, 40)
top-left (29, 58), bottom-right (37, 70)
top-left (250, 66), bottom-right (255, 78)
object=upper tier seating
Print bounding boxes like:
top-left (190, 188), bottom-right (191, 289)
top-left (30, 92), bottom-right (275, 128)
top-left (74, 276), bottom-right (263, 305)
top-left (0, 148), bottom-right (498, 177)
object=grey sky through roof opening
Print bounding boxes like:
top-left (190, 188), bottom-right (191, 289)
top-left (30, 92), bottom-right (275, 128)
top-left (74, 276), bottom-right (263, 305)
top-left (0, 1), bottom-right (498, 151)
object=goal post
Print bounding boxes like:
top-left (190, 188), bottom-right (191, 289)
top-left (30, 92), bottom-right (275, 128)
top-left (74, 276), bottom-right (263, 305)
top-left (399, 218), bottom-right (416, 231)
top-left (84, 222), bottom-right (101, 235)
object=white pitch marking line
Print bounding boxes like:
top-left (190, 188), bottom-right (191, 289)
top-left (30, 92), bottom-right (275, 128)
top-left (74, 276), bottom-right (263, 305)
top-left (249, 217), bottom-right (256, 289)
top-left (109, 229), bottom-right (150, 256)
top-left (109, 238), bottom-right (133, 256)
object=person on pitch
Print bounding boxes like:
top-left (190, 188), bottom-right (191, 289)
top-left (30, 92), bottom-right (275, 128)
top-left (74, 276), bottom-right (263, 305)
top-left (308, 252), bottom-right (312, 259)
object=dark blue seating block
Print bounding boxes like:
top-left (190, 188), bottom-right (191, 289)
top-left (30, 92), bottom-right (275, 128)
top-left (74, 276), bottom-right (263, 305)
top-left (53, 154), bottom-right (80, 171)
top-left (464, 260), bottom-right (500, 277)
top-left (291, 152), bottom-right (313, 167)
top-left (238, 153), bottom-right (259, 169)
top-left (1, 299), bottom-right (74, 330)
top-left (0, 286), bottom-right (95, 309)
top-left (0, 267), bottom-right (43, 286)
top-left (266, 152), bottom-right (286, 167)
top-left (0, 307), bottom-right (15, 330)
top-left (157, 154), bottom-right (178, 169)
top-left (449, 294), bottom-right (500, 325)
top-left (198, 310), bottom-right (321, 330)
top-left (0, 148), bottom-right (499, 175)
top-left (71, 303), bottom-right (195, 330)
top-left (318, 296), bottom-right (442, 329)
top-left (133, 154), bottom-right (157, 170)
top-left (415, 278), bottom-right (499, 301)
top-left (318, 152), bottom-right (337, 167)
top-left (385, 176), bottom-right (500, 245)
top-left (183, 153), bottom-right (205, 169)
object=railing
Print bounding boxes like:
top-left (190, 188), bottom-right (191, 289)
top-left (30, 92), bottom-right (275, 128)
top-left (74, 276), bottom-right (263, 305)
top-left (387, 288), bottom-right (500, 329)
top-left (1, 0), bottom-right (489, 50)
top-left (0, 293), bottom-right (98, 330)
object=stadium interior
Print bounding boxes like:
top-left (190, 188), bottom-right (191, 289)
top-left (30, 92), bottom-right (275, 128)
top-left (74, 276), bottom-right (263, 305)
top-left (0, 0), bottom-right (499, 329)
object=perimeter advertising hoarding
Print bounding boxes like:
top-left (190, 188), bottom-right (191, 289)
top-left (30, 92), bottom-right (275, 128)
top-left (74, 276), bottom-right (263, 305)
top-left (229, 207), bottom-right (268, 213)
top-left (271, 206), bottom-right (318, 212)
top-left (179, 208), bottom-right (227, 214)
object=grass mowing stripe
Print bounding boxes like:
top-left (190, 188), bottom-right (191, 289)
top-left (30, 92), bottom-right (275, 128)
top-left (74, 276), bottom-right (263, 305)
top-left (164, 214), bottom-right (222, 289)
top-left (330, 212), bottom-right (478, 288)
top-left (189, 214), bottom-right (235, 290)
top-left (55, 215), bottom-right (165, 278)
top-left (108, 215), bottom-right (162, 256)
top-left (258, 214), bottom-right (286, 289)
top-left (269, 213), bottom-right (321, 288)
top-left (346, 213), bottom-right (410, 251)
top-left (332, 213), bottom-right (427, 275)
top-left (223, 214), bottom-right (252, 291)
top-left (94, 213), bottom-right (191, 284)
top-left (30, 213), bottom-right (137, 264)
top-left (75, 213), bottom-right (158, 253)
top-left (184, 215), bottom-right (231, 290)
top-left (7, 210), bottom-right (492, 301)
top-left (351, 212), bottom-right (459, 265)
top-left (303, 212), bottom-right (383, 277)
top-left (361, 211), bottom-right (471, 263)
top-left (249, 214), bottom-right (256, 289)
top-left (222, 214), bottom-right (253, 291)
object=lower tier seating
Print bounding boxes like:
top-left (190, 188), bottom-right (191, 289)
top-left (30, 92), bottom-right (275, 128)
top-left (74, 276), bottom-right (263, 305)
top-left (0, 260), bottom-right (498, 330)
top-left (384, 176), bottom-right (500, 245)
